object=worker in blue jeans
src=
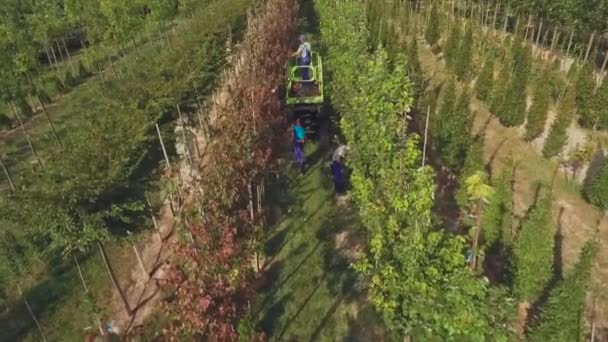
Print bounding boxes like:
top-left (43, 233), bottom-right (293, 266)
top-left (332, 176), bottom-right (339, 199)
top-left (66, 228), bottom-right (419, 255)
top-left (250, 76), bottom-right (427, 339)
top-left (293, 118), bottom-right (306, 172)
top-left (293, 34), bottom-right (311, 81)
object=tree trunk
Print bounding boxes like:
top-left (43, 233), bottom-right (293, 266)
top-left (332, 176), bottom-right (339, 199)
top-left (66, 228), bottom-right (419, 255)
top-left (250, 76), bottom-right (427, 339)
top-left (470, 200), bottom-right (482, 270)
top-left (73, 254), bottom-right (89, 293)
top-left (550, 26), bottom-right (559, 53)
top-left (55, 40), bottom-right (65, 64)
top-left (492, 3), bottom-right (499, 31)
top-left (97, 64), bottom-right (105, 83)
top-left (18, 284), bottom-right (47, 342)
top-left (37, 96), bottom-right (61, 147)
top-left (502, 5), bottom-right (509, 35)
top-left (535, 19), bottom-right (543, 58)
top-left (566, 27), bottom-right (574, 57)
top-left (0, 156), bottom-right (15, 191)
top-left (44, 44), bottom-right (56, 70)
top-left (599, 46), bottom-right (608, 86)
top-left (524, 16), bottom-right (531, 41)
top-left (585, 31), bottom-right (596, 63)
top-left (9, 102), bottom-right (42, 168)
top-left (97, 241), bottom-right (131, 315)
top-left (49, 44), bottom-right (60, 69)
top-left (61, 38), bottom-right (76, 74)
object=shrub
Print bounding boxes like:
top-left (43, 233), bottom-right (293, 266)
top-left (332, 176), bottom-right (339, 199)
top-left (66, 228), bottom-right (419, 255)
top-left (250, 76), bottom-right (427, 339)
top-left (543, 87), bottom-right (576, 158)
top-left (456, 136), bottom-right (485, 209)
top-left (585, 161), bottom-right (608, 210)
top-left (482, 165), bottom-right (513, 246)
top-left (425, 5), bottom-right (441, 46)
top-left (528, 241), bottom-right (598, 341)
top-left (513, 192), bottom-right (554, 303)
top-left (444, 24), bottom-right (461, 71)
top-left (455, 25), bottom-right (473, 81)
top-left (524, 68), bottom-right (551, 141)
top-left (491, 55), bottom-right (511, 117)
top-left (576, 63), bottom-right (597, 128)
top-left (476, 57), bottom-right (494, 102)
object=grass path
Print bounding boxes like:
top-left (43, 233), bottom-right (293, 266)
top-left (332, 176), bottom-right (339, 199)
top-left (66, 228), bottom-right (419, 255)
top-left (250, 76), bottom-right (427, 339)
top-left (253, 139), bottom-right (385, 341)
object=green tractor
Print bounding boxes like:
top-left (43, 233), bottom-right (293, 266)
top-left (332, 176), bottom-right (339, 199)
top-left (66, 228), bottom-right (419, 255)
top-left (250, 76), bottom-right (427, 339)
top-left (285, 51), bottom-right (324, 138)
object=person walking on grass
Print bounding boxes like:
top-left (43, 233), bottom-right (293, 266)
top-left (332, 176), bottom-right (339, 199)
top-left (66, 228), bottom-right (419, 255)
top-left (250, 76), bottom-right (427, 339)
top-left (292, 34), bottom-right (311, 81)
top-left (331, 144), bottom-right (349, 194)
top-left (293, 118), bottom-right (306, 172)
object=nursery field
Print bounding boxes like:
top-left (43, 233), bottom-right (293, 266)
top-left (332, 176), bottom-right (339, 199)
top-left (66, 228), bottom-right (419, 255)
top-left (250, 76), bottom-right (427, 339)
top-left (2, 0), bottom-right (608, 341)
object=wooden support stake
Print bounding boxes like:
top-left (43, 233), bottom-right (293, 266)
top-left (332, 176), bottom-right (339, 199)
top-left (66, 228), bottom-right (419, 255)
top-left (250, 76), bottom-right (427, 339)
top-left (10, 102), bottom-right (42, 168)
top-left (18, 284), bottom-right (47, 342)
top-left (156, 123), bottom-right (171, 169)
top-left (73, 254), bottom-right (89, 293)
top-left (585, 31), bottom-right (596, 63)
top-left (177, 105), bottom-right (193, 166)
top-left (422, 106), bottom-right (430, 167)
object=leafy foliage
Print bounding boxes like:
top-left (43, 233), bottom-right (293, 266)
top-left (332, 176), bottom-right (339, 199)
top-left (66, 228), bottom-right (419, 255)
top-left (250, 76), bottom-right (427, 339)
top-left (455, 25), bottom-right (473, 81)
top-left (512, 192), bottom-right (554, 303)
top-left (543, 87), bottom-right (576, 158)
top-left (320, 2), bottom-right (512, 338)
top-left (425, 5), bottom-right (441, 46)
top-left (444, 24), bottom-right (461, 71)
top-left (481, 164), bottom-right (514, 247)
top-left (576, 63), bottom-right (597, 128)
top-left (500, 37), bottom-right (530, 127)
top-left (525, 68), bottom-right (551, 141)
top-left (161, 0), bottom-right (296, 338)
top-left (528, 241), bottom-right (598, 342)
top-left (490, 53), bottom-right (511, 116)
top-left (456, 136), bottom-right (486, 209)
top-left (585, 161), bottom-right (608, 210)
top-left (433, 81), bottom-right (473, 170)
top-left (476, 56), bottom-right (494, 102)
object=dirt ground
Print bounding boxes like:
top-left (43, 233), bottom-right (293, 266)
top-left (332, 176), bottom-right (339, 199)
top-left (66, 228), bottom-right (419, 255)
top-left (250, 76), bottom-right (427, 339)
top-left (416, 38), bottom-right (608, 338)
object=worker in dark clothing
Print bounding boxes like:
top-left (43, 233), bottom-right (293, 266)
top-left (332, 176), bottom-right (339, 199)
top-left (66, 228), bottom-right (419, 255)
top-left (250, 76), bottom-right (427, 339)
top-left (293, 118), bottom-right (306, 172)
top-left (330, 145), bottom-right (349, 193)
top-left (331, 156), bottom-right (346, 193)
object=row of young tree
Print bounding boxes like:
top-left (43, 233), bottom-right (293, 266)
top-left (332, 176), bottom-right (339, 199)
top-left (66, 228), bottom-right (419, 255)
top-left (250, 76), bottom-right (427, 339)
top-left (316, 0), bottom-right (600, 339)
top-left (159, 0), bottom-right (298, 339)
top-left (0, 0), bottom-right (199, 130)
top-left (0, 0), bottom-right (253, 339)
top-left (419, 2), bottom-right (608, 215)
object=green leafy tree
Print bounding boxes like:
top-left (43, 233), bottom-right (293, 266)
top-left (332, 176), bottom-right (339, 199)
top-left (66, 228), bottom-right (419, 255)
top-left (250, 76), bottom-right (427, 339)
top-left (444, 23), bottom-right (461, 71)
top-left (476, 57), bottom-right (495, 101)
top-left (491, 54), bottom-right (511, 116)
top-left (528, 241), bottom-right (598, 342)
top-left (456, 136), bottom-right (486, 209)
top-left (576, 63), bottom-right (597, 129)
top-left (585, 161), bottom-right (608, 210)
top-left (500, 37), bottom-right (530, 127)
top-left (434, 84), bottom-right (472, 170)
top-left (525, 68), bottom-right (551, 141)
top-left (590, 78), bottom-right (608, 129)
top-left (512, 192), bottom-right (554, 303)
top-left (543, 87), bottom-right (576, 158)
top-left (424, 5), bottom-right (440, 46)
top-left (407, 38), bottom-right (422, 92)
top-left (455, 25), bottom-right (473, 81)
top-left (481, 164), bottom-right (514, 247)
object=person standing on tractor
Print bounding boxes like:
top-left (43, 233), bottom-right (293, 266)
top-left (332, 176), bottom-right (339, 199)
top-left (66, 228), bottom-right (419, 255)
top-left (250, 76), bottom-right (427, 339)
top-left (293, 34), bottom-right (311, 81)
top-left (293, 118), bottom-right (306, 173)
